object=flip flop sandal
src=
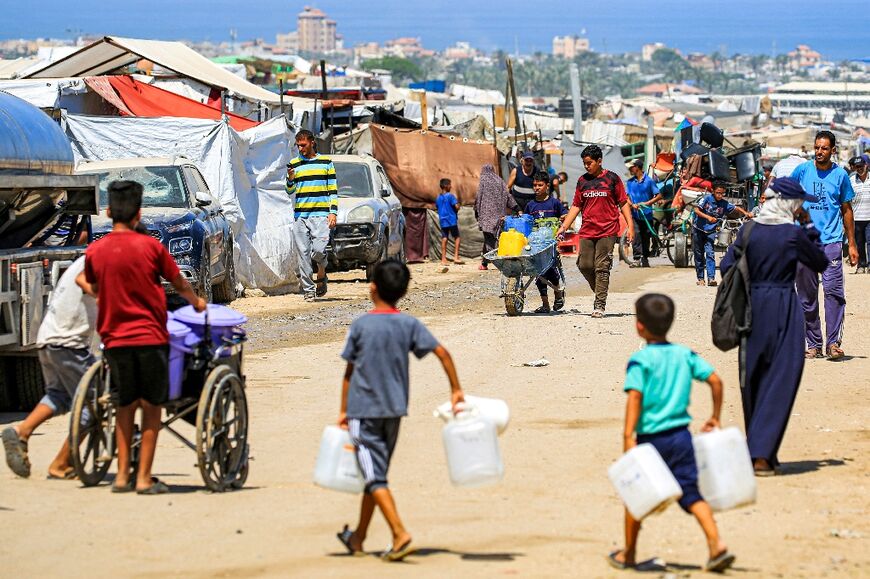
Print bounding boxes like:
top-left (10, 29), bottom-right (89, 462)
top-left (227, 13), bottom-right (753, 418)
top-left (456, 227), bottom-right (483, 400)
top-left (606, 551), bottom-right (634, 570)
top-left (111, 481), bottom-right (134, 493)
top-left (315, 275), bottom-right (328, 297)
top-left (704, 551), bottom-right (736, 573)
top-left (805, 348), bottom-right (820, 359)
top-left (754, 467), bottom-right (776, 477)
top-left (46, 468), bottom-right (77, 480)
top-left (2, 427), bottom-right (31, 478)
top-left (136, 479), bottom-right (170, 495)
top-left (826, 346), bottom-right (845, 360)
top-left (553, 291), bottom-right (565, 311)
top-left (534, 305), bottom-right (551, 314)
top-left (336, 525), bottom-right (365, 556)
top-left (382, 538), bottom-right (414, 562)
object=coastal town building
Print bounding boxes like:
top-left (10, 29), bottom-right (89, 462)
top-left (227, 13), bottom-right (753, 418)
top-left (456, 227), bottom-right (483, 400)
top-left (295, 6), bottom-right (342, 53)
top-left (553, 35), bottom-right (589, 59)
top-left (641, 42), bottom-right (667, 62)
top-left (384, 37), bottom-right (434, 58)
top-left (770, 81), bottom-right (870, 115)
top-left (787, 44), bottom-right (822, 71)
top-left (444, 42), bottom-right (479, 61)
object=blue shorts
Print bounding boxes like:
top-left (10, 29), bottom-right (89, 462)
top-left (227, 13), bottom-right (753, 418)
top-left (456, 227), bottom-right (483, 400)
top-left (441, 225), bottom-right (460, 239)
top-left (637, 426), bottom-right (703, 512)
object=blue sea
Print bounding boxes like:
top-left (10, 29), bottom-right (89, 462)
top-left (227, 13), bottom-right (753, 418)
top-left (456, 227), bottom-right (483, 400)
top-left (3, 0), bottom-right (868, 61)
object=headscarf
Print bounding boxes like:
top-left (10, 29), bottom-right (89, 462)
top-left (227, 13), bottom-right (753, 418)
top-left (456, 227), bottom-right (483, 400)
top-left (475, 164), bottom-right (516, 234)
top-left (754, 196), bottom-right (802, 225)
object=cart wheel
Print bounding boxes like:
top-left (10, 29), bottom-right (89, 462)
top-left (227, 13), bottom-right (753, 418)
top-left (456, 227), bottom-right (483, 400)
top-left (503, 276), bottom-right (525, 316)
top-left (70, 360), bottom-right (115, 487)
top-left (618, 230), bottom-right (637, 266)
top-left (196, 364), bottom-right (249, 492)
top-left (673, 231), bottom-right (690, 268)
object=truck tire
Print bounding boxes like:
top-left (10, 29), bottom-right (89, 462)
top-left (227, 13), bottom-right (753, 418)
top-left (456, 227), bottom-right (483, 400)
top-left (0, 359), bottom-right (18, 411)
top-left (14, 357), bottom-right (44, 411)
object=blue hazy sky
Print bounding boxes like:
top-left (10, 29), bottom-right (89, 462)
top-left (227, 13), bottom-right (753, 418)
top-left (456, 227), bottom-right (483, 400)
top-left (3, 1), bottom-right (868, 59)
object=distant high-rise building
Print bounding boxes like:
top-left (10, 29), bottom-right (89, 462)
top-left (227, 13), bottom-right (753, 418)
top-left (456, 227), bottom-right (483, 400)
top-left (297, 5), bottom-right (339, 53)
top-left (553, 35), bottom-right (590, 59)
top-left (642, 42), bottom-right (667, 62)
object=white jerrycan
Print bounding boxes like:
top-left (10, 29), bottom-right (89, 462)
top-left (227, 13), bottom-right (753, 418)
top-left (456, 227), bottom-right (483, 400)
top-left (693, 427), bottom-right (757, 512)
top-left (608, 443), bottom-right (683, 520)
top-left (433, 396), bottom-right (510, 434)
top-left (442, 411), bottom-right (504, 487)
top-left (313, 426), bottom-right (365, 494)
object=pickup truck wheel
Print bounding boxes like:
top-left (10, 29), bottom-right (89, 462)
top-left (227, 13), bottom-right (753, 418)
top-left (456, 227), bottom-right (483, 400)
top-left (14, 357), bottom-right (44, 411)
top-left (212, 247), bottom-right (237, 304)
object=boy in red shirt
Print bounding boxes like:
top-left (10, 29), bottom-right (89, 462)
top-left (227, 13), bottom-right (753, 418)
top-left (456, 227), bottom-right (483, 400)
top-left (77, 180), bottom-right (206, 495)
top-left (557, 145), bottom-right (634, 317)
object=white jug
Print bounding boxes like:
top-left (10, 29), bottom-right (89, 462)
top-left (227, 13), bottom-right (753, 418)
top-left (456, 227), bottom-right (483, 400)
top-left (433, 396), bottom-right (510, 435)
top-left (313, 426), bottom-right (365, 494)
top-left (608, 443), bottom-right (683, 520)
top-left (693, 427), bottom-right (757, 512)
top-left (442, 412), bottom-right (504, 487)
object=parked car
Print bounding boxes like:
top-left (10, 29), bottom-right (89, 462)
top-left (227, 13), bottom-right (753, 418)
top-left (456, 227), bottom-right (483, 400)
top-left (328, 154), bottom-right (405, 280)
top-left (77, 157), bottom-right (237, 303)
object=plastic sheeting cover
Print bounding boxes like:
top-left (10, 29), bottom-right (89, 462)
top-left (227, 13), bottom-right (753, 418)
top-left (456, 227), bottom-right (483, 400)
top-left (63, 114), bottom-right (298, 290)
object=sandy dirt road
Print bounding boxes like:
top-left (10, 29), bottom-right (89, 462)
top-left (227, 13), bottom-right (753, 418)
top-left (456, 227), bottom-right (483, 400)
top-left (1, 257), bottom-right (867, 578)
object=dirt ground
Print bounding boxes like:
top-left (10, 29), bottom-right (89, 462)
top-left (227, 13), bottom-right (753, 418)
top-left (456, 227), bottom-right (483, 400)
top-left (1, 255), bottom-right (868, 578)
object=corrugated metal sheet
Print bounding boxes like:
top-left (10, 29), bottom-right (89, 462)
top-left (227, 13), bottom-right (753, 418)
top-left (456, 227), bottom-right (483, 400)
top-left (0, 91), bottom-right (73, 174)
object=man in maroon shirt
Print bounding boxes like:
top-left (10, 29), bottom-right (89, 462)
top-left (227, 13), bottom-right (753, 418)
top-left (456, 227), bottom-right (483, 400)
top-left (557, 145), bottom-right (634, 317)
top-left (77, 181), bottom-right (206, 495)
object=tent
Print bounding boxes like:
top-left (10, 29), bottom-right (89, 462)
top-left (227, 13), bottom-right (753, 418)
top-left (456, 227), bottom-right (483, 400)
top-left (26, 37), bottom-right (281, 104)
top-left (63, 114), bottom-right (299, 290)
top-left (85, 76), bottom-right (258, 131)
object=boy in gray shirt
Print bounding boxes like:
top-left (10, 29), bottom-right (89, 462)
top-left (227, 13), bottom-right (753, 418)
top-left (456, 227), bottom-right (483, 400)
top-left (336, 260), bottom-right (465, 562)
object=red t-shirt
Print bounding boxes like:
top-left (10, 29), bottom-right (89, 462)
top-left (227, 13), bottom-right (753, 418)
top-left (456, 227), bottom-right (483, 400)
top-left (572, 170), bottom-right (628, 238)
top-left (85, 230), bottom-right (180, 348)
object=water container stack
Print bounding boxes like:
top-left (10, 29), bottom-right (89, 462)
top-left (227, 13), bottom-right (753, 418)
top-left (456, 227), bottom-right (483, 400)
top-left (497, 215), bottom-right (534, 256)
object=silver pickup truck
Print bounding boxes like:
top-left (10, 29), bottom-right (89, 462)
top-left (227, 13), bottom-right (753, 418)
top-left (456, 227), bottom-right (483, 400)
top-left (0, 91), bottom-right (98, 411)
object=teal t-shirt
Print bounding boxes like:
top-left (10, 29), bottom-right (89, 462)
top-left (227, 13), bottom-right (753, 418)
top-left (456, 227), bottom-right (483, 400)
top-left (624, 343), bottom-right (714, 435)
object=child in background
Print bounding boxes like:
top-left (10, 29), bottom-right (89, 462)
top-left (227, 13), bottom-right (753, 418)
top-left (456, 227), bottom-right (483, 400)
top-left (336, 260), bottom-right (464, 562)
top-left (525, 171), bottom-right (567, 313)
top-left (436, 178), bottom-right (462, 267)
top-left (77, 180), bottom-right (206, 495)
top-left (2, 251), bottom-right (96, 479)
top-left (693, 181), bottom-right (753, 286)
top-left (609, 293), bottom-right (735, 573)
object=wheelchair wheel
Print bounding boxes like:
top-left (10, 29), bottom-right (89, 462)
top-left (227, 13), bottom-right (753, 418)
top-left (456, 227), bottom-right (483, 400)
top-left (196, 364), bottom-right (249, 492)
top-left (70, 360), bottom-right (115, 486)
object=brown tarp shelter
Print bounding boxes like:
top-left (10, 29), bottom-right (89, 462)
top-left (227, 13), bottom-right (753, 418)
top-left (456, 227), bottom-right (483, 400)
top-left (370, 124), bottom-right (499, 209)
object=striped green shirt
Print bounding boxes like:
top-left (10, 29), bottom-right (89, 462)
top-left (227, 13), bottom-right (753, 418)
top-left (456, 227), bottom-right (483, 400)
top-left (286, 154), bottom-right (338, 219)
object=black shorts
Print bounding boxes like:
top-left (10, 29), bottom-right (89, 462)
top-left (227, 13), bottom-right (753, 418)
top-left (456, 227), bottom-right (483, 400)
top-left (441, 225), bottom-right (460, 240)
top-left (104, 345), bottom-right (169, 407)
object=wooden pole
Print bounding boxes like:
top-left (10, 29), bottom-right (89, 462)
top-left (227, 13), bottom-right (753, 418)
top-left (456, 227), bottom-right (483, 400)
top-left (505, 57), bottom-right (524, 150)
top-left (279, 79), bottom-right (285, 117)
top-left (319, 59), bottom-right (328, 101)
top-left (418, 91), bottom-right (429, 131)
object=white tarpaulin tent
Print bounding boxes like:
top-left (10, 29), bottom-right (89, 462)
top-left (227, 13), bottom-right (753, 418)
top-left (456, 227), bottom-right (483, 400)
top-left (25, 36), bottom-right (311, 112)
top-left (0, 78), bottom-right (88, 108)
top-left (63, 114), bottom-right (299, 290)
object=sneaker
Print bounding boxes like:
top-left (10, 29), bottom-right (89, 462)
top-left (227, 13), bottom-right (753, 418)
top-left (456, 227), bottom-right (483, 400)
top-left (708, 280), bottom-right (718, 287)
top-left (590, 309), bottom-right (605, 318)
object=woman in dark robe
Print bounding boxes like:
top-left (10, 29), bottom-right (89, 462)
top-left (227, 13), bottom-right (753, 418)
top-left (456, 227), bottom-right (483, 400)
top-left (474, 164), bottom-right (518, 270)
top-left (720, 177), bottom-right (828, 476)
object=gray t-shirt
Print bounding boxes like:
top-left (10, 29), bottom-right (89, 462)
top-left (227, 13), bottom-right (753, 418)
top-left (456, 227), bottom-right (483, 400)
top-left (341, 312), bottom-right (439, 418)
top-left (36, 256), bottom-right (97, 350)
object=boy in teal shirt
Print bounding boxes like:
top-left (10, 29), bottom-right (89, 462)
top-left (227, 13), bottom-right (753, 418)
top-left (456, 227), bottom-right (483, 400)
top-left (609, 293), bottom-right (735, 573)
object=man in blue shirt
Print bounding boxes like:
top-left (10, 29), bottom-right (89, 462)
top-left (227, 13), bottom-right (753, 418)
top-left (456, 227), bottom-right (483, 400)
top-left (792, 130), bottom-right (857, 359)
top-left (435, 178), bottom-right (462, 267)
top-left (626, 160), bottom-right (662, 268)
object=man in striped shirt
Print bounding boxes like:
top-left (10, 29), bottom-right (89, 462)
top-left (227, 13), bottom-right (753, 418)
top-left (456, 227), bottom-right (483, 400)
top-left (286, 130), bottom-right (338, 300)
